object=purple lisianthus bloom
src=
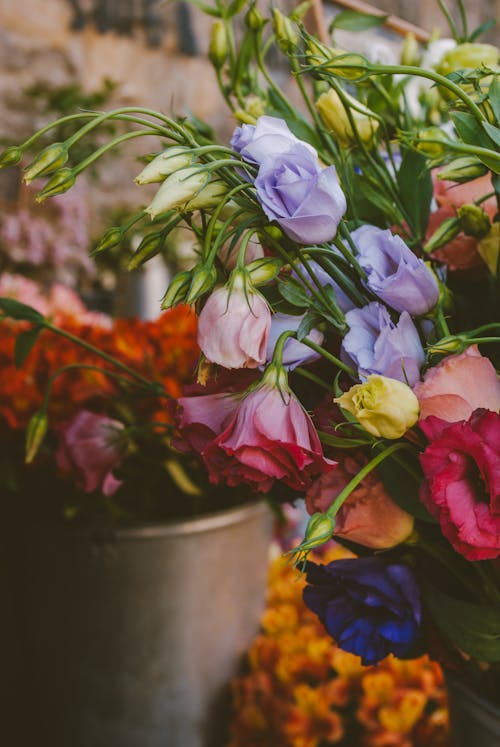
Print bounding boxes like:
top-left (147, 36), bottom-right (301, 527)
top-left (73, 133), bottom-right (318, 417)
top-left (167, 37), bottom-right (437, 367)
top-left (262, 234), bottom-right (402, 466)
top-left (293, 260), bottom-right (356, 314)
top-left (255, 143), bottom-right (346, 244)
top-left (303, 557), bottom-right (421, 666)
top-left (230, 116), bottom-right (315, 166)
top-left (352, 225), bottom-right (439, 315)
top-left (341, 302), bottom-right (425, 386)
top-left (265, 313), bottom-right (324, 371)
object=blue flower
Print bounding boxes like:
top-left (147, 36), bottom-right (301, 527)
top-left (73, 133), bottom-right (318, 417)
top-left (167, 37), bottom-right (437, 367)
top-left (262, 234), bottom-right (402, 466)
top-left (341, 302), bottom-right (425, 386)
top-left (303, 557), bottom-right (421, 665)
top-left (352, 225), bottom-right (439, 315)
top-left (231, 116), bottom-right (315, 166)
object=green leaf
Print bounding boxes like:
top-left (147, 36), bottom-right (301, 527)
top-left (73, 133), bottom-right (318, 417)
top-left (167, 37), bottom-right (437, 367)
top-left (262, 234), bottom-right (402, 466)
top-left (296, 310), bottom-right (321, 341)
top-left (277, 279), bottom-right (310, 308)
top-left (481, 120), bottom-right (500, 148)
top-left (330, 10), bottom-right (387, 32)
top-left (182, 0), bottom-right (221, 17)
top-left (397, 150), bottom-right (432, 238)
top-left (266, 89), bottom-right (322, 150)
top-left (488, 75), bottom-right (500, 125)
top-left (0, 297), bottom-right (45, 323)
top-left (469, 19), bottom-right (496, 42)
top-left (422, 581), bottom-right (500, 662)
top-left (451, 111), bottom-right (494, 149)
top-left (14, 326), bottom-right (42, 368)
top-left (376, 454), bottom-right (435, 522)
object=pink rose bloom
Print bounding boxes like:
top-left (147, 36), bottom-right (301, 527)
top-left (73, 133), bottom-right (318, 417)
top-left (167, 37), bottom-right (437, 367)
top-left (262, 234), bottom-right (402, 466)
top-left (56, 410), bottom-right (125, 496)
top-left (414, 345), bottom-right (500, 422)
top-left (203, 381), bottom-right (335, 493)
top-left (197, 276), bottom-right (271, 369)
top-left (419, 409), bottom-right (500, 561)
top-left (175, 391), bottom-right (241, 453)
top-left (306, 454), bottom-right (414, 549)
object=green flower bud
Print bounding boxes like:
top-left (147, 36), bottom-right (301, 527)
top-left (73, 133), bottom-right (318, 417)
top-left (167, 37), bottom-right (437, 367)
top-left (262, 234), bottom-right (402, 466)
top-left (437, 42), bottom-right (500, 77)
top-left (245, 5), bottom-right (265, 31)
top-left (0, 145), bottom-right (23, 169)
top-left (247, 257), bottom-right (283, 285)
top-left (209, 21), bottom-right (228, 68)
top-left (306, 41), bottom-right (367, 80)
top-left (92, 226), bottom-right (123, 256)
top-left (478, 222), bottom-right (500, 275)
top-left (160, 270), bottom-right (193, 310)
top-left (290, 1), bottom-right (312, 21)
top-left (25, 410), bottom-right (48, 464)
top-left (127, 231), bottom-right (166, 270)
top-left (427, 335), bottom-right (466, 355)
top-left (272, 8), bottom-right (298, 53)
top-left (185, 263), bottom-right (218, 304)
top-left (423, 216), bottom-right (461, 254)
top-left (145, 167), bottom-right (208, 218)
top-left (457, 204), bottom-right (491, 238)
top-left (401, 32), bottom-right (420, 66)
top-left (299, 512), bottom-right (336, 552)
top-left (413, 127), bottom-right (450, 158)
top-left (35, 168), bottom-right (75, 202)
top-left (135, 147), bottom-right (194, 185)
top-left (437, 156), bottom-right (488, 183)
top-left (316, 88), bottom-right (379, 147)
top-left (24, 142), bottom-right (68, 183)
top-left (185, 179), bottom-right (227, 211)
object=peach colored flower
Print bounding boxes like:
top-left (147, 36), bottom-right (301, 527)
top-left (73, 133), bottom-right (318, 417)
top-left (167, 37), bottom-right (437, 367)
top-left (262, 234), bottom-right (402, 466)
top-left (414, 345), bottom-right (500, 422)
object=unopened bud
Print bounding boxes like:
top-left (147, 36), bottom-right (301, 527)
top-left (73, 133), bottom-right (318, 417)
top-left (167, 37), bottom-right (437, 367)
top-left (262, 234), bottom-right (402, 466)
top-left (307, 41), bottom-right (367, 80)
top-left (299, 512), bottom-right (336, 552)
top-left (457, 204), bottom-right (491, 238)
top-left (92, 226), bottom-right (123, 256)
top-left (401, 32), bottom-right (420, 66)
top-left (24, 142), bottom-right (68, 183)
top-left (437, 156), bottom-right (488, 183)
top-left (0, 145), bottom-right (23, 169)
top-left (423, 216), bottom-right (461, 253)
top-left (185, 179), bottom-right (227, 211)
top-left (127, 231), bottom-right (165, 270)
top-left (437, 42), bottom-right (500, 77)
top-left (427, 335), bottom-right (466, 355)
top-left (316, 88), bottom-right (379, 147)
top-left (35, 168), bottom-right (75, 202)
top-left (272, 8), bottom-right (298, 52)
top-left (245, 5), bottom-right (265, 31)
top-left (414, 127), bottom-right (450, 158)
top-left (185, 263), bottom-right (218, 304)
top-left (135, 147), bottom-right (194, 185)
top-left (145, 167), bottom-right (208, 218)
top-left (209, 21), bottom-right (228, 68)
top-left (25, 410), bottom-right (48, 464)
top-left (247, 257), bottom-right (282, 285)
top-left (478, 222), bottom-right (500, 275)
top-left (290, 1), bottom-right (312, 21)
top-left (161, 270), bottom-right (192, 309)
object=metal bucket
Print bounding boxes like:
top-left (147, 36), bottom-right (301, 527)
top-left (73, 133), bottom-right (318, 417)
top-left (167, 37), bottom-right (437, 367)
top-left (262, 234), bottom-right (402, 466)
top-left (446, 673), bottom-right (500, 747)
top-left (5, 501), bottom-right (273, 747)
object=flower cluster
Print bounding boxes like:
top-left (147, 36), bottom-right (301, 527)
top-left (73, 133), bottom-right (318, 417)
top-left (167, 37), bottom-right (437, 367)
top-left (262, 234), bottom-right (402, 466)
top-left (228, 546), bottom-right (449, 747)
top-left (2, 0), bottom-right (500, 694)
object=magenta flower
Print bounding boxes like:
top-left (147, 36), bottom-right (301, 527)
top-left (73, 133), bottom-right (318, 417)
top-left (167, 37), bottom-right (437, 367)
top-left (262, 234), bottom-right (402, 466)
top-left (203, 379), bottom-right (336, 493)
top-left (197, 274), bottom-right (271, 369)
top-left (419, 409), bottom-right (500, 560)
top-left (56, 410), bottom-right (125, 496)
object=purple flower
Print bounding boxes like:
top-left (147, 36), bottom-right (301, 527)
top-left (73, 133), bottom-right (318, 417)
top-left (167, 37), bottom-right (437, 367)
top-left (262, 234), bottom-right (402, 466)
top-left (265, 313), bottom-right (324, 371)
top-left (231, 116), bottom-right (315, 166)
top-left (303, 557), bottom-right (421, 665)
top-left (293, 260), bottom-right (356, 314)
top-left (255, 143), bottom-right (346, 244)
top-left (352, 225), bottom-right (439, 315)
top-left (341, 302), bottom-right (425, 386)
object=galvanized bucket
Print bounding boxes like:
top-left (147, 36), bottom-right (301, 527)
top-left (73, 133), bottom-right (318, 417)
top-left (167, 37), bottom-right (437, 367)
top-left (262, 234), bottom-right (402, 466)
top-left (446, 673), bottom-right (500, 747)
top-left (6, 501), bottom-right (273, 747)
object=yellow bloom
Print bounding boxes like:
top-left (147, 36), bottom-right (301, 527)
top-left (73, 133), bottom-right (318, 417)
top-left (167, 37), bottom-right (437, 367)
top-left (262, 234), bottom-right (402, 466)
top-left (335, 375), bottom-right (419, 439)
top-left (316, 88), bottom-right (379, 148)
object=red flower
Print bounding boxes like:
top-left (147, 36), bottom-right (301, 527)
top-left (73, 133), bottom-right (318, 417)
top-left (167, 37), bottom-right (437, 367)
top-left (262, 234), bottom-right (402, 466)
top-left (203, 381), bottom-right (335, 493)
top-left (419, 409), bottom-right (500, 560)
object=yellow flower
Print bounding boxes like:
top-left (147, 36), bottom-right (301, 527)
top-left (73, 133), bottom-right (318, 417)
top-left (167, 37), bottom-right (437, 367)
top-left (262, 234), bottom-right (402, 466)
top-left (335, 375), bottom-right (419, 439)
top-left (316, 88), bottom-right (379, 148)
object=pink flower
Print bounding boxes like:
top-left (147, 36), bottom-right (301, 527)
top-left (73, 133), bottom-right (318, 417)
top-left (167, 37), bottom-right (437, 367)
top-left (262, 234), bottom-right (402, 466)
top-left (203, 381), bottom-right (335, 492)
top-left (175, 391), bottom-right (241, 453)
top-left (56, 410), bottom-right (125, 496)
top-left (419, 409), bottom-right (500, 560)
top-left (197, 274), bottom-right (271, 369)
top-left (414, 345), bottom-right (500, 422)
top-left (306, 454), bottom-right (414, 549)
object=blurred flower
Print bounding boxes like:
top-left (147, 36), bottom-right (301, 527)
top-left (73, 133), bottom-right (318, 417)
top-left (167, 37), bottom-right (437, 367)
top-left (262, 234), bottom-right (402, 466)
top-left (414, 345), bottom-right (500, 422)
top-left (420, 408), bottom-right (500, 561)
top-left (341, 303), bottom-right (425, 387)
top-left (303, 557), bottom-right (422, 665)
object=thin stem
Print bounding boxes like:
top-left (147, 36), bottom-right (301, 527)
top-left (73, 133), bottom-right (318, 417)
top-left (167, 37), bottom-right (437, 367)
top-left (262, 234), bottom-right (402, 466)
top-left (437, 0), bottom-right (460, 40)
top-left (73, 129), bottom-right (161, 175)
top-left (299, 338), bottom-right (356, 377)
top-left (294, 367), bottom-right (332, 391)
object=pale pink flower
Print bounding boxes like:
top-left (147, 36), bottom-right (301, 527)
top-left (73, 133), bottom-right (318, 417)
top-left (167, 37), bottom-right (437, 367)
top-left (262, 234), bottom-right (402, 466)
top-left (414, 345), bottom-right (500, 422)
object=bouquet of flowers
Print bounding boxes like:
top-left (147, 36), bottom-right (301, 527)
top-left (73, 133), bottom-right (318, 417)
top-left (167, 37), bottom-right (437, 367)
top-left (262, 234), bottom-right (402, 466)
top-left (1, 0), bottom-right (500, 703)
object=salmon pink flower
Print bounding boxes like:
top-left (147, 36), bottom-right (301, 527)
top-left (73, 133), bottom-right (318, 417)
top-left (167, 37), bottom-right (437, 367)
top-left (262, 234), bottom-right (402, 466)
top-left (203, 372), bottom-right (335, 493)
top-left (55, 410), bottom-right (125, 496)
top-left (197, 271), bottom-right (271, 369)
top-left (414, 345), bottom-right (500, 422)
top-left (419, 409), bottom-right (500, 560)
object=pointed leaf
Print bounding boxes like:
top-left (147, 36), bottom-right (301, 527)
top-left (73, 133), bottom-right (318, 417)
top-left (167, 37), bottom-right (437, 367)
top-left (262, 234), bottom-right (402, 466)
top-left (488, 75), bottom-right (500, 125)
top-left (277, 279), bottom-right (311, 308)
top-left (14, 326), bottom-right (42, 368)
top-left (397, 150), bottom-right (433, 238)
top-left (296, 309), bottom-right (321, 341)
top-left (451, 111), bottom-right (494, 149)
top-left (481, 120), bottom-right (500, 148)
top-left (0, 297), bottom-right (45, 323)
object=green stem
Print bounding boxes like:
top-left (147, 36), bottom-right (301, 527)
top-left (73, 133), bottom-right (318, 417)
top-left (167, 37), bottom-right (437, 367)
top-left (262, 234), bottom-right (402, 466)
top-left (73, 129), bottom-right (161, 175)
top-left (294, 367), bottom-right (332, 391)
top-left (299, 338), bottom-right (356, 377)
